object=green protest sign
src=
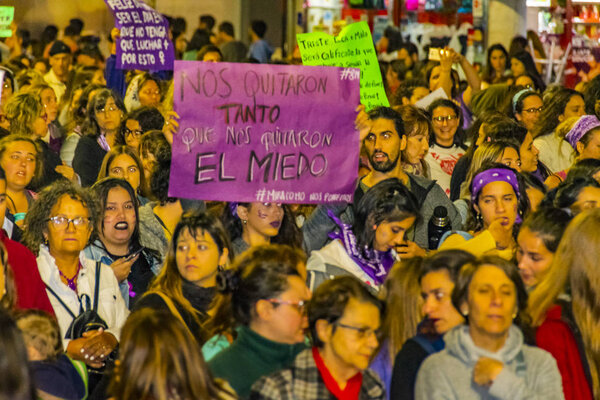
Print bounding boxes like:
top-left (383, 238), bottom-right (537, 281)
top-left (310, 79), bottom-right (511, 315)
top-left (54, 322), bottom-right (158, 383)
top-left (297, 21), bottom-right (389, 110)
top-left (0, 7), bottom-right (14, 38)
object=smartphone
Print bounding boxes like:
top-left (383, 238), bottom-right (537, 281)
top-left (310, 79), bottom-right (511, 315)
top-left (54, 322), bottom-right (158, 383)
top-left (126, 248), bottom-right (143, 260)
top-left (428, 47), bottom-right (442, 61)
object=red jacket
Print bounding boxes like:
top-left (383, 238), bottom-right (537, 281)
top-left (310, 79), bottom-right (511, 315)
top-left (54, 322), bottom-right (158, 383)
top-left (1, 230), bottom-right (54, 315)
top-left (536, 303), bottom-right (593, 400)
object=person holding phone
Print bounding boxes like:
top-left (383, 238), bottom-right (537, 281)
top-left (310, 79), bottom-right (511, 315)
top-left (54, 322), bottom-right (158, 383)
top-left (84, 178), bottom-right (161, 308)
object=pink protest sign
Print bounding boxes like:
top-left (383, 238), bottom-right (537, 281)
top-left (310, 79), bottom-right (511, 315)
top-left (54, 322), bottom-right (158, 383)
top-left (169, 61), bottom-right (360, 204)
top-left (105, 0), bottom-right (174, 70)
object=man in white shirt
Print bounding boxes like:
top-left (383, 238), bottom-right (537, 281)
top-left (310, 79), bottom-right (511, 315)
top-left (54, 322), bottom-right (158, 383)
top-left (44, 40), bottom-right (72, 103)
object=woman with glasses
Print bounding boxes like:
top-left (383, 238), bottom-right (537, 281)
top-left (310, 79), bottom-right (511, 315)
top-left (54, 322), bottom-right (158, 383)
top-left (207, 244), bottom-right (310, 398)
top-left (415, 256), bottom-right (562, 399)
top-left (22, 180), bottom-right (128, 370)
top-left (512, 89), bottom-right (543, 143)
top-left (425, 99), bottom-right (466, 196)
top-left (73, 89), bottom-right (126, 186)
top-left (135, 212), bottom-right (231, 343)
top-left (115, 106), bottom-right (165, 156)
top-left (251, 276), bottom-right (386, 400)
top-left (97, 146), bottom-right (149, 205)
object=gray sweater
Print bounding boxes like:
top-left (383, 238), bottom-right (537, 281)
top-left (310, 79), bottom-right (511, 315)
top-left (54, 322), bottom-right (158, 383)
top-left (415, 325), bottom-right (564, 400)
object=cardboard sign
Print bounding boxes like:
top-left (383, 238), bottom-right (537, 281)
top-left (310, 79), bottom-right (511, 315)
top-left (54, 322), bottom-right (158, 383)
top-left (169, 61), bottom-right (360, 204)
top-left (105, 0), bottom-right (174, 70)
top-left (297, 21), bottom-right (389, 110)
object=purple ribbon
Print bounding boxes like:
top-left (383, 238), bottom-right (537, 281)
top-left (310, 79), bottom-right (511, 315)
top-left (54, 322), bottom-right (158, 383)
top-left (327, 210), bottom-right (395, 286)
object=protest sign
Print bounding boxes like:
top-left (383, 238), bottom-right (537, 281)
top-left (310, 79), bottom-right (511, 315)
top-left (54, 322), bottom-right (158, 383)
top-left (297, 21), bottom-right (389, 110)
top-left (169, 61), bottom-right (360, 204)
top-left (104, 0), bottom-right (174, 70)
top-left (0, 7), bottom-right (14, 38)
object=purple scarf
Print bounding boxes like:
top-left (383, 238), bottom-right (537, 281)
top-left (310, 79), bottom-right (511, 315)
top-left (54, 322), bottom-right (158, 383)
top-left (327, 210), bottom-right (396, 286)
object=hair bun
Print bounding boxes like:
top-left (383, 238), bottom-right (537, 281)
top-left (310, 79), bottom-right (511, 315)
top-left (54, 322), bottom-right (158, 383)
top-left (216, 269), bottom-right (240, 294)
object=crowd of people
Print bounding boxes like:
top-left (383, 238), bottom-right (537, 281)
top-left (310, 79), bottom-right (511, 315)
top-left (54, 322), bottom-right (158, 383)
top-left (0, 9), bottom-right (599, 400)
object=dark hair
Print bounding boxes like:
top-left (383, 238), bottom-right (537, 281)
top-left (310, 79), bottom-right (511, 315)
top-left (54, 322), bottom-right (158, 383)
top-left (186, 29), bottom-right (211, 52)
top-left (567, 158), bottom-right (600, 182)
top-left (418, 249), bottom-right (476, 284)
top-left (91, 178), bottom-right (141, 248)
top-left (427, 98), bottom-right (465, 147)
top-left (82, 88), bottom-right (126, 138)
top-left (484, 117), bottom-right (528, 144)
top-left (399, 41), bottom-right (418, 57)
top-left (520, 208), bottom-right (572, 253)
top-left (463, 111), bottom-right (512, 158)
top-left (423, 61), bottom-right (460, 99)
top-left (393, 78), bottom-right (428, 106)
top-left (533, 88), bottom-right (582, 138)
top-left (509, 36), bottom-right (528, 57)
top-left (554, 177), bottom-right (600, 212)
top-left (512, 89), bottom-right (542, 118)
top-left (220, 202), bottom-right (303, 254)
top-left (452, 255), bottom-right (530, 328)
top-left (218, 22), bottom-right (234, 37)
top-left (0, 309), bottom-right (36, 400)
top-left (383, 27), bottom-right (403, 54)
top-left (308, 276), bottom-right (383, 348)
top-left (584, 75), bottom-right (600, 116)
top-left (139, 129), bottom-right (171, 164)
top-left (251, 20), bottom-right (267, 38)
top-left (117, 107), bottom-right (164, 146)
top-left (41, 25), bottom-right (58, 46)
top-left (150, 157), bottom-right (174, 205)
top-left (522, 172), bottom-right (547, 194)
top-left (467, 162), bottom-right (530, 232)
top-left (199, 15), bottom-right (215, 31)
top-left (511, 51), bottom-right (546, 92)
top-left (353, 178), bottom-right (420, 251)
top-left (481, 43), bottom-right (509, 83)
top-left (69, 18), bottom-right (84, 34)
top-left (367, 106), bottom-right (405, 138)
top-left (197, 44), bottom-right (222, 61)
top-left (23, 181), bottom-right (99, 255)
top-left (207, 244), bottom-right (305, 335)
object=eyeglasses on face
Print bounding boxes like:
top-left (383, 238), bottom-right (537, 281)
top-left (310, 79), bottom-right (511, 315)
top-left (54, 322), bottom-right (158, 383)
top-left (432, 115), bottom-right (458, 124)
top-left (47, 215), bottom-right (91, 229)
top-left (125, 128), bottom-right (143, 137)
top-left (522, 106), bottom-right (543, 114)
top-left (334, 321), bottom-right (382, 341)
top-left (267, 299), bottom-right (307, 314)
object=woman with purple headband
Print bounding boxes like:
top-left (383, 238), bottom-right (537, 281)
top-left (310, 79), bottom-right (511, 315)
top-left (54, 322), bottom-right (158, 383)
top-left (439, 163), bottom-right (529, 259)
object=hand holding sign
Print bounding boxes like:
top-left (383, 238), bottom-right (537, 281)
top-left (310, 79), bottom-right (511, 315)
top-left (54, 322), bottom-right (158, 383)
top-left (297, 22), bottom-right (389, 110)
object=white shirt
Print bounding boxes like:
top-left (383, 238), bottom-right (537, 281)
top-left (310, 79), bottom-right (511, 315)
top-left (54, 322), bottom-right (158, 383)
top-left (36, 246), bottom-right (129, 348)
top-left (43, 69), bottom-right (66, 104)
top-left (425, 143), bottom-right (465, 197)
top-left (534, 133), bottom-right (574, 174)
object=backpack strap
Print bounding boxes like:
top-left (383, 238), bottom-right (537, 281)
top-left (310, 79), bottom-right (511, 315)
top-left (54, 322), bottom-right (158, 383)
top-left (44, 283), bottom-right (77, 319)
top-left (67, 355), bottom-right (89, 400)
top-left (93, 261), bottom-right (101, 312)
top-left (145, 291), bottom-right (195, 341)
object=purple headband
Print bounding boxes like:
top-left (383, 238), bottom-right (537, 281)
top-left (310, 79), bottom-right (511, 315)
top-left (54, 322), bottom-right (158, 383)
top-left (471, 168), bottom-right (522, 223)
top-left (565, 115), bottom-right (600, 150)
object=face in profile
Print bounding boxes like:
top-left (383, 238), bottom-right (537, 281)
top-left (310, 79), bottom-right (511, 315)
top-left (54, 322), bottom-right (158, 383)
top-left (421, 269), bottom-right (465, 335)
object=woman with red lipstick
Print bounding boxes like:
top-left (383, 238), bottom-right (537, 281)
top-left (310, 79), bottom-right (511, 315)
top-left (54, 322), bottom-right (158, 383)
top-left (415, 256), bottom-right (562, 399)
top-left (439, 163), bottom-right (529, 259)
top-left (221, 201), bottom-right (302, 257)
top-left (390, 250), bottom-right (475, 400)
top-left (307, 178), bottom-right (419, 294)
top-left (84, 178), bottom-right (161, 309)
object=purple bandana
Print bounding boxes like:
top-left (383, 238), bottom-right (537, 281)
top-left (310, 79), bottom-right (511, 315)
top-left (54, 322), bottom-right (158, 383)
top-left (471, 168), bottom-right (522, 223)
top-left (565, 115), bottom-right (600, 150)
top-left (327, 210), bottom-right (396, 286)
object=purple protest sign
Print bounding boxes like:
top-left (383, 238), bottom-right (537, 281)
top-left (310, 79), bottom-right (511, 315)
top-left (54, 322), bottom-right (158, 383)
top-left (104, 0), bottom-right (174, 70)
top-left (169, 61), bottom-right (360, 204)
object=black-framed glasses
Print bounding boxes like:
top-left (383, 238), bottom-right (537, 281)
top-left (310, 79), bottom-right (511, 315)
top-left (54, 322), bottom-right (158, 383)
top-left (267, 299), bottom-right (307, 314)
top-left (334, 322), bottom-right (381, 341)
top-left (125, 128), bottom-right (143, 137)
top-left (47, 216), bottom-right (91, 229)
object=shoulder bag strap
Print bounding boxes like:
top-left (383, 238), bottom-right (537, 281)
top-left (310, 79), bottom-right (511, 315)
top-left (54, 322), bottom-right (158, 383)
top-left (44, 283), bottom-right (77, 319)
top-left (147, 291), bottom-right (196, 341)
top-left (93, 261), bottom-right (101, 312)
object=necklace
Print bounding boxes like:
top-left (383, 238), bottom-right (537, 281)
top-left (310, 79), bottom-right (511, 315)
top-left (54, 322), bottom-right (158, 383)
top-left (59, 262), bottom-right (82, 292)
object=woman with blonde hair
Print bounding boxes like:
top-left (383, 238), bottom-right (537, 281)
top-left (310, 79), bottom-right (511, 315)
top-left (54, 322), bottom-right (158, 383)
top-left (109, 308), bottom-right (235, 400)
top-left (370, 257), bottom-right (423, 398)
top-left (527, 209), bottom-right (600, 400)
